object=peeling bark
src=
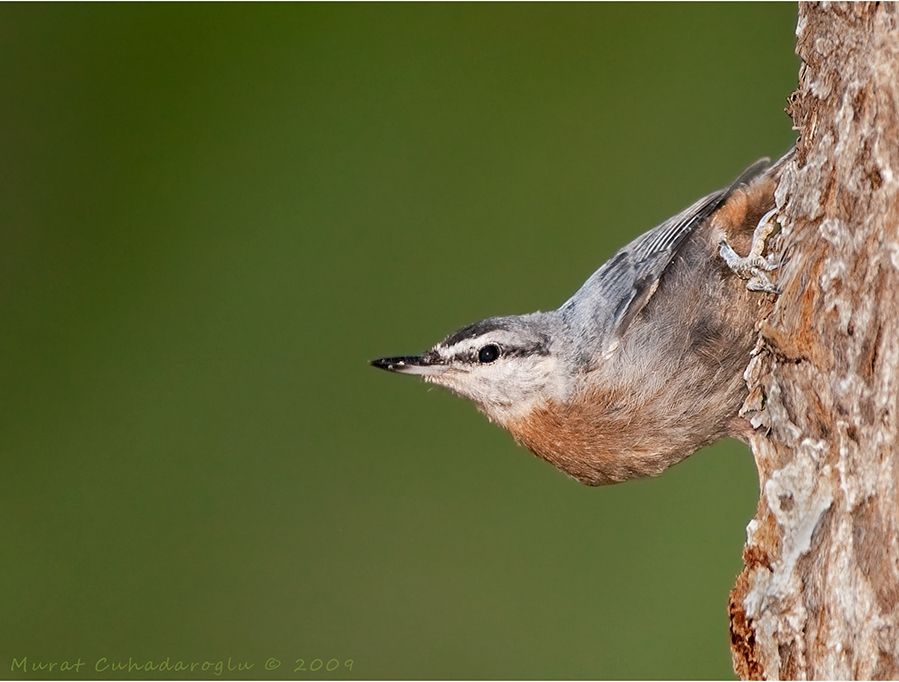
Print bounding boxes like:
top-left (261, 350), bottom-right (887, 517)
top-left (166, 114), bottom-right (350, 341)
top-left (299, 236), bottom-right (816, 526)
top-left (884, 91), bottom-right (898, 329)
top-left (729, 3), bottom-right (899, 680)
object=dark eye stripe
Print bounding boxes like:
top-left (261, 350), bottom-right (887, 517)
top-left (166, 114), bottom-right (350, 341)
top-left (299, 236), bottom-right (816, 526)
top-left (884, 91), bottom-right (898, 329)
top-left (448, 341), bottom-right (549, 362)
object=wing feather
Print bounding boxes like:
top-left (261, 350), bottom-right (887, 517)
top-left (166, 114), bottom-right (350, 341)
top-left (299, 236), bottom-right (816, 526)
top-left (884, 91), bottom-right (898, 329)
top-left (561, 158), bottom-right (770, 343)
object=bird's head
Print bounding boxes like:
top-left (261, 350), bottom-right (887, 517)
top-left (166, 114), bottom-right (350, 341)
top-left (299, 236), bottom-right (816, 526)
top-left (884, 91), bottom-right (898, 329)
top-left (372, 312), bottom-right (572, 425)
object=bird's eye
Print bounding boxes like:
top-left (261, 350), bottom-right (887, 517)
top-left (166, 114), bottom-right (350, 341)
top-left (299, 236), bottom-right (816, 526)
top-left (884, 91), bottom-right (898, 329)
top-left (478, 344), bottom-right (500, 363)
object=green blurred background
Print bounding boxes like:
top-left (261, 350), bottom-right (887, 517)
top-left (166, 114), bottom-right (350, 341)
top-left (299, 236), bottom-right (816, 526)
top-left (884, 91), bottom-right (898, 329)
top-left (0, 4), bottom-right (797, 680)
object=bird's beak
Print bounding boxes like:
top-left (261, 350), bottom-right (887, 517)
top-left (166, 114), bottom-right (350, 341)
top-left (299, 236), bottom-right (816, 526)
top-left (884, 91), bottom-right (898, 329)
top-left (370, 352), bottom-right (446, 377)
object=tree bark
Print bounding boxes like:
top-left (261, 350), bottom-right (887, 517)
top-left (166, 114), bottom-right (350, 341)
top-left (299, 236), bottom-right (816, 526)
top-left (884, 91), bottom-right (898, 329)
top-left (728, 3), bottom-right (899, 680)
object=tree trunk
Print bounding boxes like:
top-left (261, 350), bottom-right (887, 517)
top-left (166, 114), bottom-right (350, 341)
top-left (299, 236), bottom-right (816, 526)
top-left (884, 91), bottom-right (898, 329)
top-left (728, 3), bottom-right (899, 679)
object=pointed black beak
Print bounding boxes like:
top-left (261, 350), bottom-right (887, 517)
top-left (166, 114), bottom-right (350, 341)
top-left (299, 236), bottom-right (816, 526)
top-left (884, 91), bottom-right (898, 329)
top-left (370, 353), bottom-right (444, 375)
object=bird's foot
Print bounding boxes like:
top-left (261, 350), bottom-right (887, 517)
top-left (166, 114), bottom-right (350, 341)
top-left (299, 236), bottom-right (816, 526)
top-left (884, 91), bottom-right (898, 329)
top-left (719, 207), bottom-right (780, 294)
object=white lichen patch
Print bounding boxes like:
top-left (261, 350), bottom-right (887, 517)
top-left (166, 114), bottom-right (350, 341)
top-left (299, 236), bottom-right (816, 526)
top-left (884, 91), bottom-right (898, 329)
top-left (742, 443), bottom-right (835, 677)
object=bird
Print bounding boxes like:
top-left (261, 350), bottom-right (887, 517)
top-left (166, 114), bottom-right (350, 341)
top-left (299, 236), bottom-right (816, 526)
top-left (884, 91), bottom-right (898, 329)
top-left (372, 151), bottom-right (792, 486)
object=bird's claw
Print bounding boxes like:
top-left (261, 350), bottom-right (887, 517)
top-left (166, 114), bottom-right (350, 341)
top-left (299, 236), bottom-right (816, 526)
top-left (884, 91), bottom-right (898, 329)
top-left (719, 207), bottom-right (780, 294)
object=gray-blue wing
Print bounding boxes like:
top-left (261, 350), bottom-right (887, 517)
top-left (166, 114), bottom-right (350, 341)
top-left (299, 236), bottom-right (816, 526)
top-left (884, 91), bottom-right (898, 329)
top-left (560, 158), bottom-right (770, 341)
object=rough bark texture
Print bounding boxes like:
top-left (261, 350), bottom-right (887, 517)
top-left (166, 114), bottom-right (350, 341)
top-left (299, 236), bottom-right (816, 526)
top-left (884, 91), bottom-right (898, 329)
top-left (728, 3), bottom-right (899, 680)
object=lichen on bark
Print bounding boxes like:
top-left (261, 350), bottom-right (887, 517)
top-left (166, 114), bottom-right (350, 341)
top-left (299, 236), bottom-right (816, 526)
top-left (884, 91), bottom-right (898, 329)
top-left (729, 3), bottom-right (899, 680)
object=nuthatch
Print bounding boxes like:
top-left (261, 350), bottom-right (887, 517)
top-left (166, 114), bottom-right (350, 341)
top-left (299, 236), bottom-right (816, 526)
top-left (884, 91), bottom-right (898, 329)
top-left (372, 151), bottom-right (791, 485)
